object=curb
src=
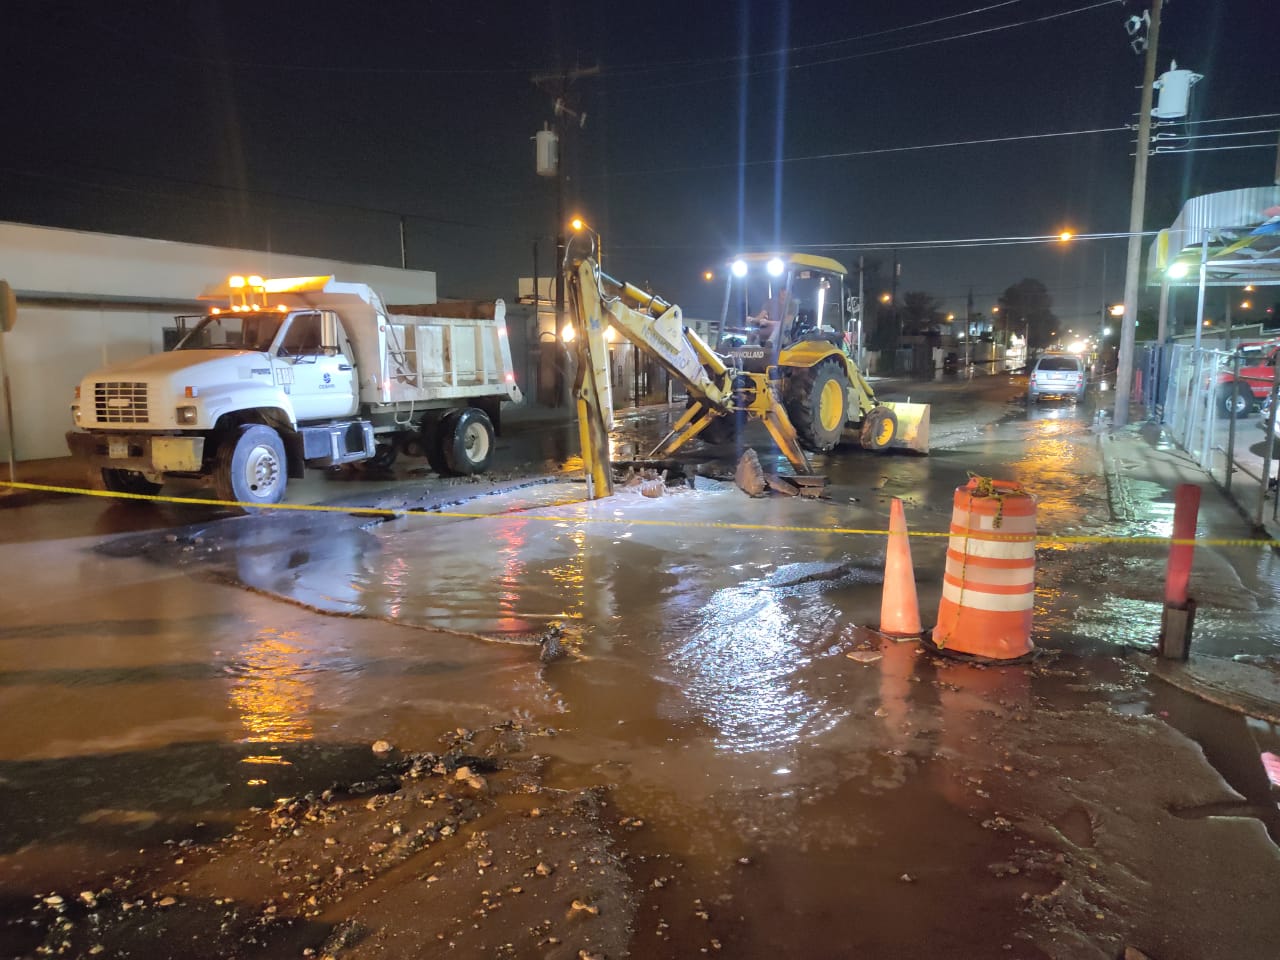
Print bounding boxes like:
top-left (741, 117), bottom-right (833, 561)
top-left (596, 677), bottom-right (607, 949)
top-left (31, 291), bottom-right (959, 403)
top-left (1135, 652), bottom-right (1280, 725)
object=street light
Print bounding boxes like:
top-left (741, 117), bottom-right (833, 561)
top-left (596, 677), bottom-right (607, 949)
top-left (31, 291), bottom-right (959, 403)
top-left (1058, 230), bottom-right (1074, 242)
top-left (569, 215), bottom-right (601, 265)
top-left (879, 293), bottom-right (891, 304)
top-left (703, 270), bottom-right (714, 282)
top-left (1241, 300), bottom-right (1252, 310)
top-left (1109, 304), bottom-right (1126, 317)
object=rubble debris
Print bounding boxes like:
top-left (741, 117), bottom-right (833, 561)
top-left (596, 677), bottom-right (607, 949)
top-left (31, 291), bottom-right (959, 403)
top-left (734, 449), bottom-right (767, 497)
top-left (765, 474), bottom-right (801, 497)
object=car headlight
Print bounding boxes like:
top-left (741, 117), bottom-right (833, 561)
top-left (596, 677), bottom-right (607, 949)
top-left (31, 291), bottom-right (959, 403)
top-left (176, 405), bottom-right (198, 425)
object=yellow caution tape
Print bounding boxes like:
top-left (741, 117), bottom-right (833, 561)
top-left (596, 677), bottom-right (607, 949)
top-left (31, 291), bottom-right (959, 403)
top-left (2, 479), bottom-right (1278, 550)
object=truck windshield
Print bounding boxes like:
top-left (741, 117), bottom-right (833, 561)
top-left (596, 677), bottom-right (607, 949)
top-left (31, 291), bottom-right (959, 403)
top-left (174, 313), bottom-right (285, 352)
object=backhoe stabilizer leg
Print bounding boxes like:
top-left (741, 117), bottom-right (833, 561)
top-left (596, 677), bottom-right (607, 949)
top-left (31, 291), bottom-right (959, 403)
top-left (760, 404), bottom-right (813, 474)
top-left (652, 405), bottom-right (719, 457)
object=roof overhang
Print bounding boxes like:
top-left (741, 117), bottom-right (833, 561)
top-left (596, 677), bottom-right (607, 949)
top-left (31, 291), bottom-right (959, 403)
top-left (1147, 186), bottom-right (1280, 287)
top-left (728, 252), bottom-right (849, 276)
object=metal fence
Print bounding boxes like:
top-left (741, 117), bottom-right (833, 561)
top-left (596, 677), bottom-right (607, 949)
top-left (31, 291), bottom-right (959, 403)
top-left (1156, 342), bottom-right (1280, 526)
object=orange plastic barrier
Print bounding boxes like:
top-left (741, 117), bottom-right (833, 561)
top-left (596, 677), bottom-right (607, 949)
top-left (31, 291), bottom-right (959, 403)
top-left (879, 497), bottom-right (922, 637)
top-left (932, 477), bottom-right (1037, 660)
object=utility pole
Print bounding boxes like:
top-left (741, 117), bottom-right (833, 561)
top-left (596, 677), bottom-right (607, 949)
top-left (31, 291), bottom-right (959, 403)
top-left (1114, 0), bottom-right (1163, 427)
top-left (890, 251), bottom-right (900, 359)
top-left (966, 286), bottom-right (974, 365)
top-left (532, 64), bottom-right (599, 331)
top-left (856, 255), bottom-right (865, 363)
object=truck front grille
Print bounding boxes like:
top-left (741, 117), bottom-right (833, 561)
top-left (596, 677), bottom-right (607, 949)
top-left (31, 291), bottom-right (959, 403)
top-left (94, 382), bottom-right (150, 424)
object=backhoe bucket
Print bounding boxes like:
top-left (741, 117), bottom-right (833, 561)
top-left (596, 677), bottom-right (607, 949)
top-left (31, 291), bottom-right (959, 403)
top-left (881, 401), bottom-right (930, 453)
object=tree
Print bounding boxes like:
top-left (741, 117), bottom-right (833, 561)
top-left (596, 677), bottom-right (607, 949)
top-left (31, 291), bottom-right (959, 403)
top-left (998, 279), bottom-right (1057, 349)
top-left (900, 291), bottom-right (944, 336)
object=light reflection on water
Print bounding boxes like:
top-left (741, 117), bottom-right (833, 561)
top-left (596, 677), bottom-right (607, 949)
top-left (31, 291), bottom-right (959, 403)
top-left (228, 627), bottom-right (316, 752)
top-left (666, 574), bottom-right (851, 754)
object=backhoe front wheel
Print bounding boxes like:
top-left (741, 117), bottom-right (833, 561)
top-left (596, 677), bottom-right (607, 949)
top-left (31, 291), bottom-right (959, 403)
top-left (214, 424), bottom-right (287, 507)
top-left (785, 360), bottom-right (849, 452)
top-left (860, 405), bottom-right (898, 451)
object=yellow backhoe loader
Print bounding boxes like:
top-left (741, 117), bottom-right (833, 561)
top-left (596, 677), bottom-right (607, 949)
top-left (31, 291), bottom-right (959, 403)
top-left (712, 252), bottom-right (930, 454)
top-left (562, 238), bottom-right (929, 499)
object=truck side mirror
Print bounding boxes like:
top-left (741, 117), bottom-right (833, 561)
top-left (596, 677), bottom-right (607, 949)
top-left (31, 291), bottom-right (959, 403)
top-left (0, 280), bottom-right (16, 333)
top-left (321, 312), bottom-right (341, 355)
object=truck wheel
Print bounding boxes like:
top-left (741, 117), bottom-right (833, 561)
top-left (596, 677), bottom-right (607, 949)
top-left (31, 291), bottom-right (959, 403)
top-left (424, 414), bottom-right (454, 475)
top-left (443, 407), bottom-right (495, 475)
top-left (860, 405), bottom-right (898, 451)
top-left (214, 424), bottom-right (287, 506)
top-left (99, 468), bottom-right (162, 497)
top-left (1218, 384), bottom-right (1250, 418)
top-left (785, 360), bottom-right (849, 452)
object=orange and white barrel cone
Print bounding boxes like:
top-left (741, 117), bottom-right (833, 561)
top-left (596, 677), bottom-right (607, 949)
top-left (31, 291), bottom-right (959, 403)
top-left (929, 477), bottom-right (1037, 661)
top-left (878, 497), bottom-right (923, 638)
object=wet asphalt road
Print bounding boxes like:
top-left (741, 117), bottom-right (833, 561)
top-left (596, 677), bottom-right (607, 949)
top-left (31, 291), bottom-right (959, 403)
top-left (2, 372), bottom-right (1280, 959)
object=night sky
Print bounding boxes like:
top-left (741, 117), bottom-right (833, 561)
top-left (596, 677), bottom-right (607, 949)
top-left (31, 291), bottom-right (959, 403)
top-left (2, 0), bottom-right (1277, 329)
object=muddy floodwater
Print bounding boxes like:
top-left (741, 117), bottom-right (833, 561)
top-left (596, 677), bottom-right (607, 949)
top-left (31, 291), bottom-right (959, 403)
top-left (3, 377), bottom-right (1280, 959)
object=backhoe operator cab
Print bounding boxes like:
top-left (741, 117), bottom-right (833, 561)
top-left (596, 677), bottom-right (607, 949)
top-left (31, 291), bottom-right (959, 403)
top-left (713, 253), bottom-right (928, 455)
top-left (719, 253), bottom-right (848, 362)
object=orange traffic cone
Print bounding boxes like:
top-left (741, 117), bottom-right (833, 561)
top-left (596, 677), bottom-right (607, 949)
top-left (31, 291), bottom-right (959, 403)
top-left (879, 497), bottom-right (923, 638)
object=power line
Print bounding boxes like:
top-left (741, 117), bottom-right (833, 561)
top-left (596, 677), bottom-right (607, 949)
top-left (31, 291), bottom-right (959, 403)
top-left (609, 0), bottom-right (1122, 93)
top-left (608, 230), bottom-right (1159, 254)
top-left (605, 124), bottom-right (1130, 178)
top-left (1151, 143), bottom-right (1280, 155)
top-left (1152, 128), bottom-right (1280, 142)
top-left (0, 164), bottom-right (500, 233)
top-left (602, 1), bottom-right (1028, 78)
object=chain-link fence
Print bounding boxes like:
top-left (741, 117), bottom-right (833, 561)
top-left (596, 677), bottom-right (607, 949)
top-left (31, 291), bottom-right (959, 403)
top-left (1154, 342), bottom-right (1280, 526)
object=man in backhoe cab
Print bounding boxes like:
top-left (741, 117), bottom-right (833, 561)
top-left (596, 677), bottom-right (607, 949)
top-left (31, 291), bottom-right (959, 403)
top-left (750, 287), bottom-right (793, 347)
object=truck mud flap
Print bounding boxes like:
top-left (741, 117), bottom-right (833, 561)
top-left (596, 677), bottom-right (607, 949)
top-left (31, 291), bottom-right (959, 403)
top-left (881, 401), bottom-right (930, 453)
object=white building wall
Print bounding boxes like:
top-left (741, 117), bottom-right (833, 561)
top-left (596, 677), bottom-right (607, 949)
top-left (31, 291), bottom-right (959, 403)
top-left (0, 222), bottom-right (439, 461)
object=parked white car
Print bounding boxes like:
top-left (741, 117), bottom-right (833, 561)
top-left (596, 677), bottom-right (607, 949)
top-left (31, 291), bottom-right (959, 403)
top-left (1028, 354), bottom-right (1086, 403)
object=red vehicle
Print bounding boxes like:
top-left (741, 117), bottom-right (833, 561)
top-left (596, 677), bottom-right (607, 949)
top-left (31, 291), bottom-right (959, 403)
top-left (1216, 340), bottom-right (1280, 418)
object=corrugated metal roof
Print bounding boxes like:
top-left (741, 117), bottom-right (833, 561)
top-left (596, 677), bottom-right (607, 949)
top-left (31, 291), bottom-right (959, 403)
top-left (1146, 185), bottom-right (1280, 285)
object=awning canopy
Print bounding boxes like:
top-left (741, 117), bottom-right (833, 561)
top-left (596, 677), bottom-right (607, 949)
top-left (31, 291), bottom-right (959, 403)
top-left (1147, 186), bottom-right (1280, 287)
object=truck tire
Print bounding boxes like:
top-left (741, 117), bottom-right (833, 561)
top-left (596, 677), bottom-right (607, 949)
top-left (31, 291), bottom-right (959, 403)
top-left (785, 360), bottom-right (849, 452)
top-left (859, 405), bottom-right (898, 451)
top-left (1218, 383), bottom-right (1250, 419)
top-left (214, 424), bottom-right (287, 507)
top-left (424, 413), bottom-right (454, 475)
top-left (442, 407), bottom-right (494, 475)
top-left (99, 468), bottom-right (162, 497)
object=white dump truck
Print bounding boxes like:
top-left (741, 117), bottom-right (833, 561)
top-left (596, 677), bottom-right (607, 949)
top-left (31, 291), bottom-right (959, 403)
top-left (67, 274), bottom-right (523, 505)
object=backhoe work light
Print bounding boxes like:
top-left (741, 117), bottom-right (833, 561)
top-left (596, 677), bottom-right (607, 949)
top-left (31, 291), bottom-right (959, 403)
top-left (731, 259), bottom-right (748, 278)
top-left (766, 257), bottom-right (785, 277)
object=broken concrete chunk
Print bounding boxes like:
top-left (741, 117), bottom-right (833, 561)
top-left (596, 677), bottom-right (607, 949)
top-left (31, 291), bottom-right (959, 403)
top-left (734, 449), bottom-right (766, 497)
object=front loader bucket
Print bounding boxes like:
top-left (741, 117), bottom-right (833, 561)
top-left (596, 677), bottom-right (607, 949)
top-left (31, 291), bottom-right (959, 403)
top-left (881, 401), bottom-right (930, 453)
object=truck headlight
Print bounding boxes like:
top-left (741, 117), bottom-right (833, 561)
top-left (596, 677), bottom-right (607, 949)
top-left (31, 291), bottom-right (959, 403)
top-left (176, 405), bottom-right (198, 425)
top-left (71, 404), bottom-right (81, 424)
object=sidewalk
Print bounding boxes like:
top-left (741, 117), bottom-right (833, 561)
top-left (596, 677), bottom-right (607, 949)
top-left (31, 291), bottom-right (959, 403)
top-left (1102, 416), bottom-right (1280, 724)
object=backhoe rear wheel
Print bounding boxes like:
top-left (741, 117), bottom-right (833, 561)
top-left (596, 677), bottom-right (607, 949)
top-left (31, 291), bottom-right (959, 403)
top-left (860, 405), bottom-right (898, 451)
top-left (785, 360), bottom-right (849, 452)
